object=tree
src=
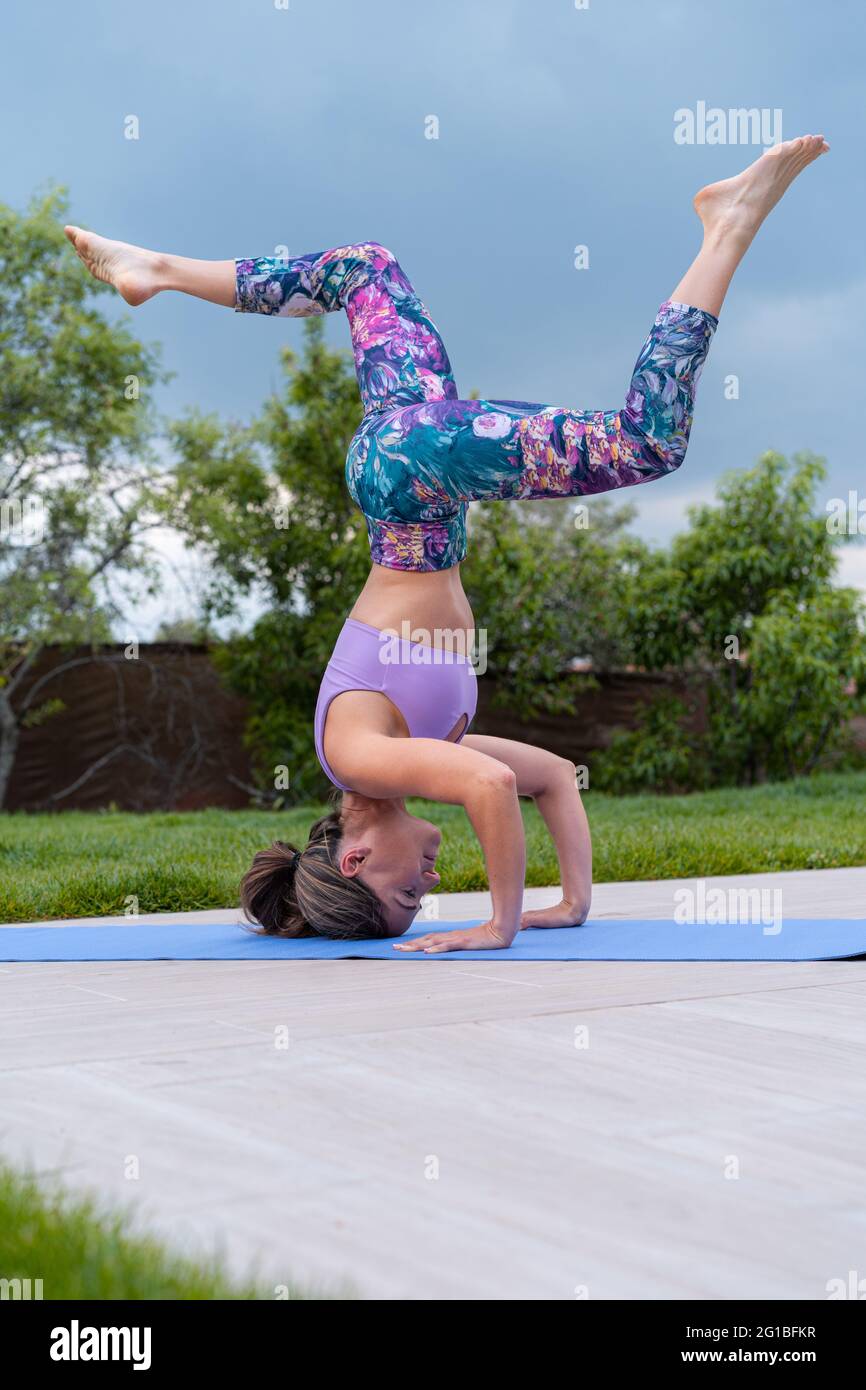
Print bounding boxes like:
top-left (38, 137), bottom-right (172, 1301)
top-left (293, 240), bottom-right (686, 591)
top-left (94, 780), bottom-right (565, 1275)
top-left (613, 452), bottom-right (865, 785)
top-left (169, 317), bottom-right (370, 800)
top-left (463, 495), bottom-right (639, 712)
top-left (152, 616), bottom-right (213, 643)
top-left (0, 188), bottom-right (168, 806)
top-left (742, 588), bottom-right (866, 779)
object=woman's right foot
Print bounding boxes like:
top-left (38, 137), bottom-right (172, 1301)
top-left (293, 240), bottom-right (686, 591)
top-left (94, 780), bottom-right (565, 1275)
top-left (63, 225), bottom-right (165, 306)
top-left (694, 134), bottom-right (829, 253)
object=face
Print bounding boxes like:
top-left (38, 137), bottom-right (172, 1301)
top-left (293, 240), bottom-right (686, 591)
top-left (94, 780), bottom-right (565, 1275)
top-left (339, 805), bottom-right (442, 936)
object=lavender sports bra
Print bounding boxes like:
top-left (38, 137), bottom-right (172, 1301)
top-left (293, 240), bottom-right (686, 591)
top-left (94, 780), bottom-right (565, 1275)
top-left (314, 618), bottom-right (479, 792)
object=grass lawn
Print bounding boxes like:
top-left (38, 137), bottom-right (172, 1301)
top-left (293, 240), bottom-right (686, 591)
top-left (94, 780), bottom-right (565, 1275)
top-left (0, 1164), bottom-right (319, 1299)
top-left (1, 769), bottom-right (865, 923)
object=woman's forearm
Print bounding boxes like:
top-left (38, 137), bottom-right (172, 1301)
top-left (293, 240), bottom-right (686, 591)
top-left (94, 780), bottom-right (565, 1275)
top-left (464, 769), bottom-right (526, 942)
top-left (535, 765), bottom-right (593, 915)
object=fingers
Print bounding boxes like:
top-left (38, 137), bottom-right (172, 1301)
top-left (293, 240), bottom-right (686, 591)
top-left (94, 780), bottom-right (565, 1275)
top-left (393, 924), bottom-right (509, 953)
top-left (393, 933), bottom-right (462, 953)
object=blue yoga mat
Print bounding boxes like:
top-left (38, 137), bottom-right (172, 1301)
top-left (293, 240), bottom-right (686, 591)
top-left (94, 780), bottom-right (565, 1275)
top-left (3, 918), bottom-right (866, 961)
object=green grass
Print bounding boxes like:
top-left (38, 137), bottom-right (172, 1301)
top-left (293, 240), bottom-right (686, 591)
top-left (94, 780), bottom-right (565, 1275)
top-left (2, 770), bottom-right (865, 923)
top-left (0, 1164), bottom-right (320, 1299)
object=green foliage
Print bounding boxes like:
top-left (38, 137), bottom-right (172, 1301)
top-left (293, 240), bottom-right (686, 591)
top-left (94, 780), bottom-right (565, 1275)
top-left (152, 616), bottom-right (213, 643)
top-left (211, 609), bottom-right (335, 804)
top-left (0, 188), bottom-right (161, 467)
top-left (0, 1163), bottom-right (322, 1299)
top-left (615, 452), bottom-right (866, 788)
top-left (591, 693), bottom-right (707, 794)
top-left (0, 187), bottom-right (169, 805)
top-left (738, 588), bottom-right (866, 779)
top-left (170, 319), bottom-right (370, 797)
top-left (463, 497), bottom-right (638, 714)
top-left (0, 188), bottom-right (168, 643)
top-left (20, 697), bottom-right (65, 729)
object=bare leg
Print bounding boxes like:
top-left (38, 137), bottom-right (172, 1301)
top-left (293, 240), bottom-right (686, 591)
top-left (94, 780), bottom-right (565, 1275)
top-left (63, 226), bottom-right (236, 307)
top-left (64, 134), bottom-right (828, 318)
top-left (670, 134), bottom-right (829, 318)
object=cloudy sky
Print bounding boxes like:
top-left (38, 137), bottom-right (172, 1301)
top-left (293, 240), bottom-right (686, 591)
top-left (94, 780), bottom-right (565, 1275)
top-left (5, 0), bottom-right (865, 632)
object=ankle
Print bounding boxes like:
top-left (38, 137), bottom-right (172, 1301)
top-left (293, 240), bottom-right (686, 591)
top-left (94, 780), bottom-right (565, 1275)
top-left (702, 217), bottom-right (753, 260)
top-left (149, 250), bottom-right (173, 290)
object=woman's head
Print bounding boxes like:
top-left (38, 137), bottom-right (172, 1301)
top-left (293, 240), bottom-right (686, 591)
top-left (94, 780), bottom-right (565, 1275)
top-left (240, 794), bottom-right (441, 941)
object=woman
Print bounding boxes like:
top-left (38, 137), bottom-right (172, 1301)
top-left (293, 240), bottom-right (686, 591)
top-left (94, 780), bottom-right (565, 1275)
top-left (65, 135), bottom-right (828, 951)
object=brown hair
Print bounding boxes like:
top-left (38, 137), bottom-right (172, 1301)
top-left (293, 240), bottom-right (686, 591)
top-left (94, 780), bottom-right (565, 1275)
top-left (239, 806), bottom-right (388, 941)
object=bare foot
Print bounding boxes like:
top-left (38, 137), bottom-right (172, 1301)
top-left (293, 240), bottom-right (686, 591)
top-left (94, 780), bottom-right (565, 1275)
top-left (63, 225), bottom-right (165, 306)
top-left (694, 134), bottom-right (829, 252)
top-left (520, 899), bottom-right (589, 930)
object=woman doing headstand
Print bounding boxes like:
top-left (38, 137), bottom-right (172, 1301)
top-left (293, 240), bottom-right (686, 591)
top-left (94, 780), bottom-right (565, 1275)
top-left (65, 135), bottom-right (828, 951)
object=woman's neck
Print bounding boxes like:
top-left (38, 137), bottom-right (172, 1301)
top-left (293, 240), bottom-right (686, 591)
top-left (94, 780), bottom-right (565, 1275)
top-left (341, 791), bottom-right (403, 819)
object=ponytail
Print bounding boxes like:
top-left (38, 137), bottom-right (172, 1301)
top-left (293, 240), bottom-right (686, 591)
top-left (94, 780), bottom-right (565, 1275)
top-left (240, 807), bottom-right (388, 941)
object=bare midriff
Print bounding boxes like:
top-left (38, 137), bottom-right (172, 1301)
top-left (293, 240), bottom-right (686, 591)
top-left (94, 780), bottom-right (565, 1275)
top-left (348, 563), bottom-right (475, 652)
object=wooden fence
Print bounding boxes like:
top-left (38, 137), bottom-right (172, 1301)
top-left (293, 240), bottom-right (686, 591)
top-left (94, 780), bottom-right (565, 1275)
top-left (6, 643), bottom-right (703, 812)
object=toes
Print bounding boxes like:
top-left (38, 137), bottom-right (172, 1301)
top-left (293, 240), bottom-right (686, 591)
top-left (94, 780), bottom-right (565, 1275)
top-left (794, 134), bottom-right (828, 159)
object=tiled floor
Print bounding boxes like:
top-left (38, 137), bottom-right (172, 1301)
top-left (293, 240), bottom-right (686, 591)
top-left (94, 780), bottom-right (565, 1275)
top-left (2, 866), bottom-right (864, 1299)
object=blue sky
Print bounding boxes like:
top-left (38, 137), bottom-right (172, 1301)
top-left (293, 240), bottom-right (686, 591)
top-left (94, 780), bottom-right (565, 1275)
top-left (5, 0), bottom-right (866, 630)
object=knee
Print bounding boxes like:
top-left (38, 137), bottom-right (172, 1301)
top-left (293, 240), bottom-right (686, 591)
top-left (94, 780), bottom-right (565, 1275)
top-left (649, 433), bottom-right (688, 473)
top-left (331, 242), bottom-right (398, 310)
top-left (621, 412), bottom-right (689, 475)
top-left (357, 241), bottom-right (397, 269)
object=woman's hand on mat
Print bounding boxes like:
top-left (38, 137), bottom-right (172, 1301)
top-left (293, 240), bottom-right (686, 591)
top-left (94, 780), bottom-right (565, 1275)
top-left (520, 898), bottom-right (590, 930)
top-left (393, 920), bottom-right (517, 953)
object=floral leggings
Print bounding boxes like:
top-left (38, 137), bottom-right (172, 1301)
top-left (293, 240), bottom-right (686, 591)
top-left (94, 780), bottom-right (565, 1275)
top-left (235, 244), bottom-right (718, 572)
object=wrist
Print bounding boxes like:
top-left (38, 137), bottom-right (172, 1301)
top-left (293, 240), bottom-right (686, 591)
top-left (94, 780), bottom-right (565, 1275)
top-left (488, 919), bottom-right (519, 946)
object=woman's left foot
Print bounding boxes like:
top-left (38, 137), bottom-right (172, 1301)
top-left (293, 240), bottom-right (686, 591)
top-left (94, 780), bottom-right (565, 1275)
top-left (694, 134), bottom-right (829, 253)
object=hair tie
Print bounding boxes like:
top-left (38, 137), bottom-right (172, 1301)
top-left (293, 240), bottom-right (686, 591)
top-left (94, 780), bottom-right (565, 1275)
top-left (274, 841), bottom-right (300, 873)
